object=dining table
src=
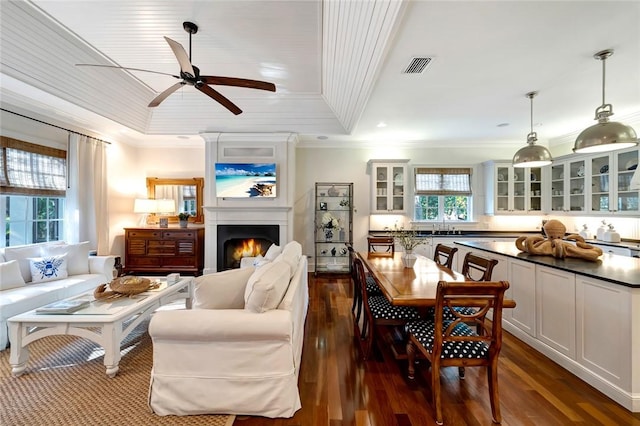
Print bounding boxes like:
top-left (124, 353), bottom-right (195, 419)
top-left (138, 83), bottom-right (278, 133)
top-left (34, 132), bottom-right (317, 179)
top-left (359, 251), bottom-right (516, 309)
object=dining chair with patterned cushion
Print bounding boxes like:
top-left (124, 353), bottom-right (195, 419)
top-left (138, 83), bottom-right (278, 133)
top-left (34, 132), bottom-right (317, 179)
top-left (353, 255), bottom-right (420, 360)
top-left (406, 280), bottom-right (510, 425)
top-left (433, 243), bottom-right (458, 270)
top-left (348, 246), bottom-right (382, 324)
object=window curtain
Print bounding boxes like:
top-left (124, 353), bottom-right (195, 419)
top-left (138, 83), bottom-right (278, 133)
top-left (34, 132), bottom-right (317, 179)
top-left (65, 134), bottom-right (109, 254)
top-left (415, 167), bottom-right (472, 195)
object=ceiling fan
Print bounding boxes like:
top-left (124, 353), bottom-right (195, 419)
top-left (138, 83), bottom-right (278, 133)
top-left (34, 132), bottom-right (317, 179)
top-left (76, 21), bottom-right (276, 115)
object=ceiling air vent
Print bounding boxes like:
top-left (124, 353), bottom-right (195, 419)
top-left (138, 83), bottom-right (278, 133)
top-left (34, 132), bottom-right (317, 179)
top-left (402, 57), bottom-right (433, 74)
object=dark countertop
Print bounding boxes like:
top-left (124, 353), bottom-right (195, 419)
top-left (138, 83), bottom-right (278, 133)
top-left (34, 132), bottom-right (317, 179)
top-left (454, 240), bottom-right (640, 287)
top-left (369, 230), bottom-right (640, 251)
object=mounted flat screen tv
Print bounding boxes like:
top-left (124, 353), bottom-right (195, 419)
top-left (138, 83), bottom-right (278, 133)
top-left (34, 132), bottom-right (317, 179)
top-left (215, 163), bottom-right (277, 198)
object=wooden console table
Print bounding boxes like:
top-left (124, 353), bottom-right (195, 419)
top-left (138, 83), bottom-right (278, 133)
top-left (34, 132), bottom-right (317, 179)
top-left (124, 227), bottom-right (205, 275)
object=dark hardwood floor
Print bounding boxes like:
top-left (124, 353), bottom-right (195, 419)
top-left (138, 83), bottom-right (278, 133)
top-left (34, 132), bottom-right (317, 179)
top-left (235, 273), bottom-right (640, 426)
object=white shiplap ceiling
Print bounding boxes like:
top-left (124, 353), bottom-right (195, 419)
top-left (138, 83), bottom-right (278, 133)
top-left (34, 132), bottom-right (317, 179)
top-left (1, 0), bottom-right (639, 149)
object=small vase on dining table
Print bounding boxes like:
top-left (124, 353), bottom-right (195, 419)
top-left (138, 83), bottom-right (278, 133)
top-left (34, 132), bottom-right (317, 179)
top-left (401, 249), bottom-right (417, 268)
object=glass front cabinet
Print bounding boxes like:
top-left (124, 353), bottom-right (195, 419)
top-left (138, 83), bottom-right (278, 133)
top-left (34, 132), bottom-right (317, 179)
top-left (484, 161), bottom-right (544, 214)
top-left (589, 147), bottom-right (639, 215)
top-left (314, 182), bottom-right (353, 275)
top-left (549, 158), bottom-right (587, 214)
top-left (369, 160), bottom-right (408, 213)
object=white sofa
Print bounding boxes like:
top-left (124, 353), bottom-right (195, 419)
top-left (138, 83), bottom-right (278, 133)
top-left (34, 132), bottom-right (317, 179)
top-left (148, 241), bottom-right (309, 418)
top-left (0, 241), bottom-right (116, 350)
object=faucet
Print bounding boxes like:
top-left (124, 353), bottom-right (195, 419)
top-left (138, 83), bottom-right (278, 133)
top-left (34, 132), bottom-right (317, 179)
top-left (441, 216), bottom-right (449, 234)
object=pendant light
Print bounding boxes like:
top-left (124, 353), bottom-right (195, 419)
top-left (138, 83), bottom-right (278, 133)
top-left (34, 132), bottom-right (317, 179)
top-left (573, 49), bottom-right (638, 154)
top-left (512, 91), bottom-right (552, 168)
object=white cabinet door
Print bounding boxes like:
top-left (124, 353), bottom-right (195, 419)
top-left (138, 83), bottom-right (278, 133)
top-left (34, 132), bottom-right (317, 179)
top-left (575, 276), bottom-right (632, 390)
top-left (589, 147), bottom-right (639, 215)
top-left (535, 266), bottom-right (576, 358)
top-left (507, 259), bottom-right (536, 336)
top-left (370, 162), bottom-right (408, 213)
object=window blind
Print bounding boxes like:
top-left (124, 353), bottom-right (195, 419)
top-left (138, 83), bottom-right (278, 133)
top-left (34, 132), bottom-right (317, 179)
top-left (0, 136), bottom-right (66, 196)
top-left (415, 167), bottom-right (472, 195)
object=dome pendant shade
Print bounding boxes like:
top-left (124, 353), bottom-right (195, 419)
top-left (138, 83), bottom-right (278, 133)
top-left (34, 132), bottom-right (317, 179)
top-left (573, 119), bottom-right (637, 154)
top-left (513, 138), bottom-right (553, 167)
top-left (573, 49), bottom-right (638, 154)
top-left (513, 91), bottom-right (553, 168)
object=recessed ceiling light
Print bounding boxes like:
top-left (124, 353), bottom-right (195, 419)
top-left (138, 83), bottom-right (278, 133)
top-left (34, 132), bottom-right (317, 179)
top-left (377, 122), bottom-right (387, 128)
top-left (497, 123), bottom-right (510, 127)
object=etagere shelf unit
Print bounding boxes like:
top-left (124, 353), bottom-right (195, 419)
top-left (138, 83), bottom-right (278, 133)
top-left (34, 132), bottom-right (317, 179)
top-left (314, 182), bottom-right (353, 275)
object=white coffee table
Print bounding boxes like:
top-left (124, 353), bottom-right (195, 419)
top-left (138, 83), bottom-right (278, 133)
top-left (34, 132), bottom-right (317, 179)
top-left (8, 277), bottom-right (193, 378)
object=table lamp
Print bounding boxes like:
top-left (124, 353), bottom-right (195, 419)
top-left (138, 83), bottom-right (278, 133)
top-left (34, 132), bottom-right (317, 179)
top-left (133, 199), bottom-right (157, 227)
top-left (155, 199), bottom-right (175, 228)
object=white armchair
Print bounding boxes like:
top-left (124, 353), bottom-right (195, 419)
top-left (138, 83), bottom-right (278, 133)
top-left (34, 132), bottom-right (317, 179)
top-left (148, 242), bottom-right (308, 419)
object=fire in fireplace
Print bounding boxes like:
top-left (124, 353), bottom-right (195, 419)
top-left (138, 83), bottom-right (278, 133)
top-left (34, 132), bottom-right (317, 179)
top-left (217, 225), bottom-right (279, 271)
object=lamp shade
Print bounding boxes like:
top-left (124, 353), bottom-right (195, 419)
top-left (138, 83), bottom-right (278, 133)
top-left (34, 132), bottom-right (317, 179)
top-left (512, 143), bottom-right (553, 168)
top-left (155, 199), bottom-right (176, 214)
top-left (573, 121), bottom-right (638, 154)
top-left (512, 91), bottom-right (552, 168)
top-left (133, 199), bottom-right (157, 213)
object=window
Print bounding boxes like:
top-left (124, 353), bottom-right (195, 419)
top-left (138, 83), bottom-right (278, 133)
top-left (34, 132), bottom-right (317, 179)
top-left (413, 167), bottom-right (472, 222)
top-left (1, 136), bottom-right (67, 246)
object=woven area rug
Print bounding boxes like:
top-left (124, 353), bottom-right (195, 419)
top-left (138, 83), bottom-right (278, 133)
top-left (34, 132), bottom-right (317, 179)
top-left (0, 320), bottom-right (235, 426)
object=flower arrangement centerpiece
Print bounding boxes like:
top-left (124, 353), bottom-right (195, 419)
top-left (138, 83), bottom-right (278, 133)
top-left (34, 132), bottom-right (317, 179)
top-left (320, 212), bottom-right (341, 241)
top-left (387, 224), bottom-right (425, 267)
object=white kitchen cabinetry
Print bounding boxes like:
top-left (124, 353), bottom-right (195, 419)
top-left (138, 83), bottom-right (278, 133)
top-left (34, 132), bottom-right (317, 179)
top-left (369, 160), bottom-right (408, 214)
top-left (535, 266), bottom-right (576, 358)
top-left (589, 147), bottom-right (639, 215)
top-left (484, 161), bottom-right (545, 214)
top-left (549, 158), bottom-right (587, 213)
top-left (507, 259), bottom-right (536, 336)
top-left (575, 276), bottom-right (633, 391)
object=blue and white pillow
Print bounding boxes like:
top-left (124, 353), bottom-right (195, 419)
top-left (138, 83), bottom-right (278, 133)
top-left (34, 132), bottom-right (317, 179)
top-left (28, 254), bottom-right (68, 283)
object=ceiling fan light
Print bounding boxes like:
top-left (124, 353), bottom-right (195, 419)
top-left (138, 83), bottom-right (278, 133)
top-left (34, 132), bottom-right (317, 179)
top-left (573, 120), bottom-right (638, 153)
top-left (513, 143), bottom-right (553, 168)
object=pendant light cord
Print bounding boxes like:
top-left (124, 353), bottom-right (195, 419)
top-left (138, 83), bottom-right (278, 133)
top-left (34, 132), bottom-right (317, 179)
top-left (601, 54), bottom-right (607, 106)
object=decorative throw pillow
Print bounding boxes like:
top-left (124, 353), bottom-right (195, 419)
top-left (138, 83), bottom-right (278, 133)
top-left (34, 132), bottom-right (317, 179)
top-left (244, 260), bottom-right (292, 313)
top-left (42, 241), bottom-right (90, 275)
top-left (263, 243), bottom-right (282, 261)
top-left (194, 267), bottom-right (256, 310)
top-left (280, 241), bottom-right (302, 278)
top-left (4, 244), bottom-right (44, 283)
top-left (0, 260), bottom-right (27, 291)
top-left (28, 254), bottom-right (69, 283)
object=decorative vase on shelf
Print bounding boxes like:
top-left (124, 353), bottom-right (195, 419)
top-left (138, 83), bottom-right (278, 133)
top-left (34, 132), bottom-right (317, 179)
top-left (179, 220), bottom-right (188, 228)
top-left (401, 249), bottom-right (417, 268)
top-left (324, 228), bottom-right (333, 242)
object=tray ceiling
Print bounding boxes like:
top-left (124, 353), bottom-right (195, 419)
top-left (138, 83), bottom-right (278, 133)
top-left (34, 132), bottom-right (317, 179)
top-left (1, 0), bottom-right (639, 148)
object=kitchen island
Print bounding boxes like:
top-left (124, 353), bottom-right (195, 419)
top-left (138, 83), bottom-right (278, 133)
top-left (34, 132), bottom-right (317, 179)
top-left (455, 240), bottom-right (640, 412)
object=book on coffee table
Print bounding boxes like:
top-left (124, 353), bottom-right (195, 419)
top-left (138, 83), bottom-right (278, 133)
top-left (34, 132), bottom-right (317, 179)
top-left (36, 298), bottom-right (92, 314)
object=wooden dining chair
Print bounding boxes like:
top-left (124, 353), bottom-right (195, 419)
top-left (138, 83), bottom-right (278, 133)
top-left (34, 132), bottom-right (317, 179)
top-left (461, 252), bottom-right (498, 282)
top-left (348, 246), bottom-right (383, 324)
top-left (353, 255), bottom-right (420, 360)
top-left (406, 280), bottom-right (510, 425)
top-left (433, 244), bottom-right (458, 270)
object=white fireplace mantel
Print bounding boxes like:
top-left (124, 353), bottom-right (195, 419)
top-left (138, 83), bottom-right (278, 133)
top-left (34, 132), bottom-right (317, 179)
top-left (200, 132), bottom-right (298, 273)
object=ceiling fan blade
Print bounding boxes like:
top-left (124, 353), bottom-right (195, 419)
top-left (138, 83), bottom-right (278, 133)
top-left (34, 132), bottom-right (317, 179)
top-left (76, 63), bottom-right (179, 79)
top-left (164, 37), bottom-right (195, 78)
top-left (200, 76), bottom-right (276, 92)
top-left (148, 82), bottom-right (186, 107)
top-left (196, 84), bottom-right (242, 115)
